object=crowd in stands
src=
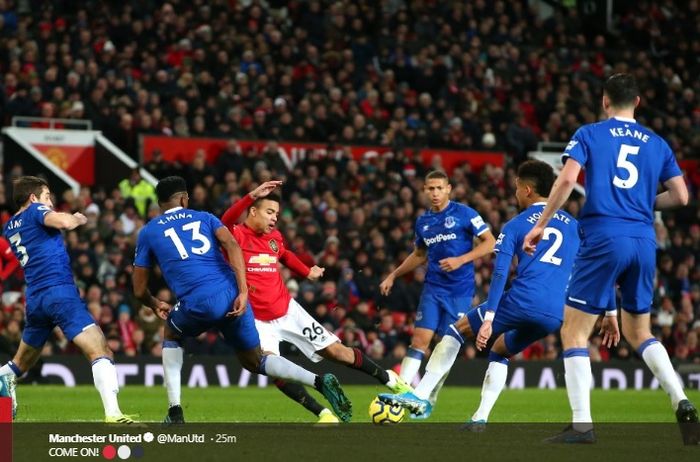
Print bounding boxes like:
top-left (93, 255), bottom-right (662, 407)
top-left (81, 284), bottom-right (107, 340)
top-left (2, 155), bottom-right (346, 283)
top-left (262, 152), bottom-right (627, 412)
top-left (0, 1), bottom-right (699, 366)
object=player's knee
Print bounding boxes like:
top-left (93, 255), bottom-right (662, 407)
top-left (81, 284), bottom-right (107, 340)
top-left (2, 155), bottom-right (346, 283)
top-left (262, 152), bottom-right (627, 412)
top-left (559, 322), bottom-right (586, 347)
top-left (621, 326), bottom-right (650, 349)
top-left (87, 350), bottom-right (113, 363)
top-left (240, 350), bottom-right (264, 372)
top-left (411, 334), bottom-right (432, 351)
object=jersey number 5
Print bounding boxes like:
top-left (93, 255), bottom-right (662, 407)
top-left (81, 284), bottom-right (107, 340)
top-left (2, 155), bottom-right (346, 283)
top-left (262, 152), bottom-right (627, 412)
top-left (163, 221), bottom-right (211, 260)
top-left (539, 227), bottom-right (563, 266)
top-left (613, 144), bottom-right (640, 189)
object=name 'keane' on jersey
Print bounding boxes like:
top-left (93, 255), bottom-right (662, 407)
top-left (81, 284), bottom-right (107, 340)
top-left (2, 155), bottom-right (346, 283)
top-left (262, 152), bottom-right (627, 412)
top-left (609, 127), bottom-right (650, 143)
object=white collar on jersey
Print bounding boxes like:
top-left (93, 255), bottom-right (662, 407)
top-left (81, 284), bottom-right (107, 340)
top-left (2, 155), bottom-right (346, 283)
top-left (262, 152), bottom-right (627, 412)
top-left (532, 201), bottom-right (547, 206)
top-left (613, 116), bottom-right (636, 123)
top-left (164, 206), bottom-right (183, 213)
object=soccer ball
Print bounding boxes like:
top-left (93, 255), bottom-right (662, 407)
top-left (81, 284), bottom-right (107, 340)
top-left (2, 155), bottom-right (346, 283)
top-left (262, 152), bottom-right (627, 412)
top-left (368, 397), bottom-right (405, 424)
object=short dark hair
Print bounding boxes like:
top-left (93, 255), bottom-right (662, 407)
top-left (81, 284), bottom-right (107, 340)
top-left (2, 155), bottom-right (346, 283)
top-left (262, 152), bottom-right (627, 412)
top-left (517, 160), bottom-right (554, 196)
top-left (425, 170), bottom-right (449, 182)
top-left (13, 176), bottom-right (48, 207)
top-left (156, 176), bottom-right (187, 204)
top-left (250, 194), bottom-right (281, 210)
top-left (603, 73), bottom-right (639, 108)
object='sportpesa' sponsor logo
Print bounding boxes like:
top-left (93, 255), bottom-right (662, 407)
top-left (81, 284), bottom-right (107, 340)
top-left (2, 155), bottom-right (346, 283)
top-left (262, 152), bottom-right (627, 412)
top-left (423, 233), bottom-right (457, 246)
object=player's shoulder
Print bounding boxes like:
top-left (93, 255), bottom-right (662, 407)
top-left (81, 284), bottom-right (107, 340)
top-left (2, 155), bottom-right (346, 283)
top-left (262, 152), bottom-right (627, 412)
top-left (26, 202), bottom-right (53, 217)
top-left (450, 201), bottom-right (480, 219)
top-left (187, 208), bottom-right (212, 219)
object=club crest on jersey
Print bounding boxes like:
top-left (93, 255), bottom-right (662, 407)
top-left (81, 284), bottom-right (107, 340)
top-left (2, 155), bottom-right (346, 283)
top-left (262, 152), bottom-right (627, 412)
top-left (422, 224), bottom-right (429, 231)
top-left (269, 239), bottom-right (279, 252)
top-left (444, 216), bottom-right (456, 229)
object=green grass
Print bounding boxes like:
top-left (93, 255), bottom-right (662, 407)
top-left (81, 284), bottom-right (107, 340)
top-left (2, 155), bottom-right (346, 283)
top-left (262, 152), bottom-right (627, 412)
top-left (13, 385), bottom-right (700, 423)
top-left (9, 386), bottom-right (700, 462)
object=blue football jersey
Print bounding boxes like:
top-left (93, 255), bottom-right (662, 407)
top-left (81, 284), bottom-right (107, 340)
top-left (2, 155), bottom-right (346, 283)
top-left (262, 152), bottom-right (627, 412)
top-left (491, 203), bottom-right (579, 318)
top-left (563, 117), bottom-right (682, 239)
top-left (2, 203), bottom-right (74, 293)
top-left (134, 207), bottom-right (237, 301)
top-left (414, 201), bottom-right (489, 297)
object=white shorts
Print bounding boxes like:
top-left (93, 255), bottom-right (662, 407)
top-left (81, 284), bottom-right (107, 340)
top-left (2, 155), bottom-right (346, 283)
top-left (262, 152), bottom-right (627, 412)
top-left (255, 299), bottom-right (339, 362)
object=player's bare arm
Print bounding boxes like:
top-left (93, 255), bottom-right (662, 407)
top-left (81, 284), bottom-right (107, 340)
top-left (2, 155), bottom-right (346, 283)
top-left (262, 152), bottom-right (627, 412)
top-left (43, 211), bottom-right (88, 230)
top-left (379, 246), bottom-right (427, 295)
top-left (132, 266), bottom-right (172, 320)
top-left (655, 176), bottom-right (689, 210)
top-left (250, 180), bottom-right (283, 199)
top-left (439, 230), bottom-right (496, 272)
top-left (523, 159), bottom-right (581, 255)
top-left (215, 226), bottom-right (249, 317)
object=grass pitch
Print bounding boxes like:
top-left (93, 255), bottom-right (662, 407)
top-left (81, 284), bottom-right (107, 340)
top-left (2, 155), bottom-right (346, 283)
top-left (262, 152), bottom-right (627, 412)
top-left (8, 386), bottom-right (700, 462)
top-left (14, 385), bottom-right (700, 423)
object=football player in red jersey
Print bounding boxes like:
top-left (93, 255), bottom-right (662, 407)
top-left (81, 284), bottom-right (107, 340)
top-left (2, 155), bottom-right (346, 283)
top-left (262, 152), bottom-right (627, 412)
top-left (221, 181), bottom-right (413, 423)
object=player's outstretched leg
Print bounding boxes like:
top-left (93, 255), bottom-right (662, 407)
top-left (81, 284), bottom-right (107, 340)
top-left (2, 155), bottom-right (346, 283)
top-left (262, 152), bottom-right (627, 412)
top-left (318, 343), bottom-right (413, 394)
top-left (404, 329), bottom-right (463, 419)
top-left (377, 326), bottom-right (464, 418)
top-left (274, 379), bottom-right (338, 423)
top-left (73, 326), bottom-right (136, 424)
top-left (162, 338), bottom-right (185, 425)
top-left (241, 350), bottom-right (353, 422)
top-left (377, 391), bottom-right (431, 416)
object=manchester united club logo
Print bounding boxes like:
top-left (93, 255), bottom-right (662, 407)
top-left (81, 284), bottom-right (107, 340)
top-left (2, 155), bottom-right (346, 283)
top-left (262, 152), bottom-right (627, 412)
top-left (444, 216), bottom-right (456, 229)
top-left (269, 239), bottom-right (279, 252)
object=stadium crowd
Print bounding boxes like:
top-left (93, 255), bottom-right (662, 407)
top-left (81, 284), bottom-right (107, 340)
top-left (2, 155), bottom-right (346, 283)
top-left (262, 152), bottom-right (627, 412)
top-left (0, 0), bottom-right (699, 365)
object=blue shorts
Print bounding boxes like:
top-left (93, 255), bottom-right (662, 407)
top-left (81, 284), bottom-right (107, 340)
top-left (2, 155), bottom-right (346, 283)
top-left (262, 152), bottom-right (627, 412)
top-left (466, 302), bottom-right (561, 355)
top-left (23, 284), bottom-right (96, 348)
top-left (565, 236), bottom-right (655, 315)
top-left (416, 291), bottom-right (472, 336)
top-left (167, 287), bottom-right (260, 352)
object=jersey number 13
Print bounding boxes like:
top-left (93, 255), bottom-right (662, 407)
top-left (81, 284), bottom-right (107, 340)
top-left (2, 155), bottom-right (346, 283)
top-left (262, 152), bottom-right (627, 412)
top-left (163, 221), bottom-right (211, 260)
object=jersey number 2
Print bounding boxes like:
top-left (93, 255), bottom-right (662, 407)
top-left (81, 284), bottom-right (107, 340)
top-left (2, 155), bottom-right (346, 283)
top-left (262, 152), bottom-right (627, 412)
top-left (613, 144), bottom-right (640, 189)
top-left (164, 221), bottom-right (211, 260)
top-left (539, 227), bottom-right (563, 266)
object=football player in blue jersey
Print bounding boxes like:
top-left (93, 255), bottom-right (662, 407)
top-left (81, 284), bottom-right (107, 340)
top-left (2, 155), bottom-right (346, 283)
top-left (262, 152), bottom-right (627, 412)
top-left (379, 161), bottom-right (579, 423)
top-left (0, 176), bottom-right (135, 423)
top-left (523, 73), bottom-right (697, 443)
top-left (132, 176), bottom-right (352, 424)
top-left (379, 170), bottom-right (495, 416)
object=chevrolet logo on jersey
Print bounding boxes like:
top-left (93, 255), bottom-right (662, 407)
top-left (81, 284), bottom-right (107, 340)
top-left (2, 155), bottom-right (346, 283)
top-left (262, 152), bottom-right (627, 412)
top-left (249, 254), bottom-right (278, 266)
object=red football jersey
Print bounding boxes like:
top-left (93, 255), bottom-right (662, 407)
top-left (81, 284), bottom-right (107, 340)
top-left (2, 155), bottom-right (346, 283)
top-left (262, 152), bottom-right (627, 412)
top-left (222, 195), bottom-right (311, 321)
